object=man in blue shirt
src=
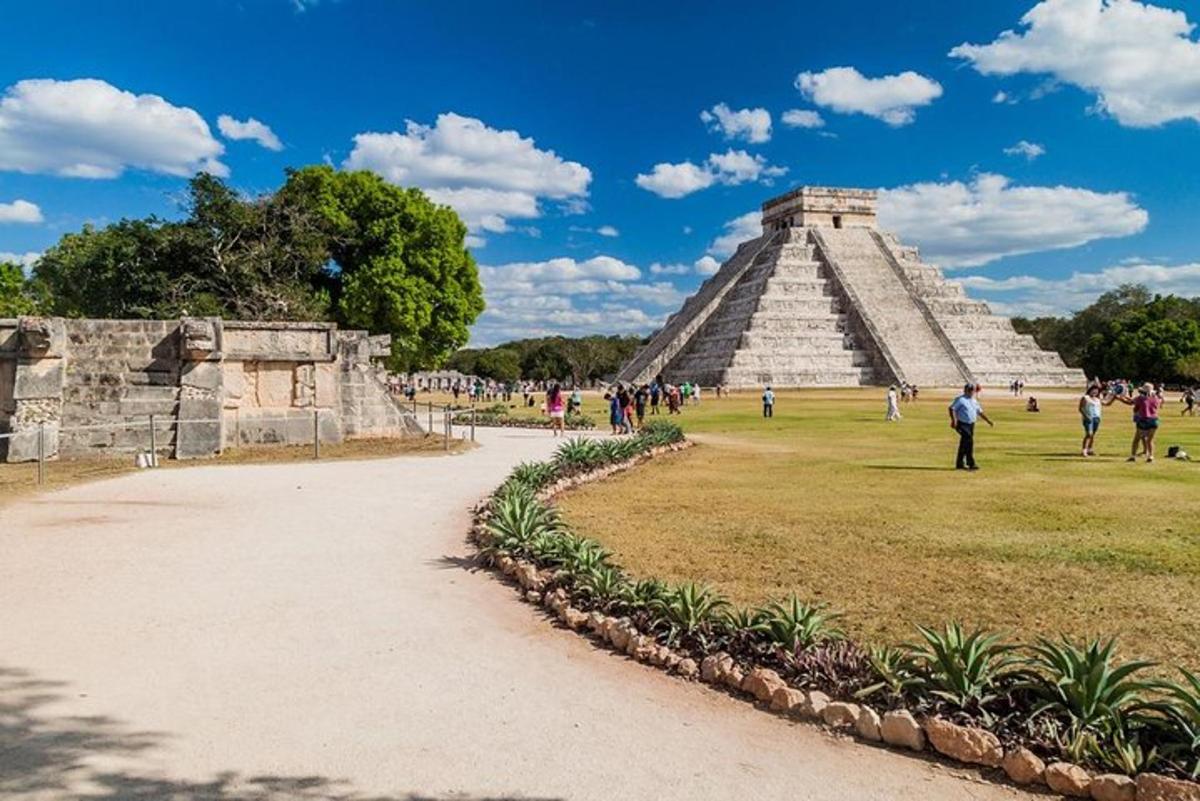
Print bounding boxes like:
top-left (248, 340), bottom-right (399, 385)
top-left (762, 385), bottom-right (775, 418)
top-left (948, 383), bottom-right (994, 470)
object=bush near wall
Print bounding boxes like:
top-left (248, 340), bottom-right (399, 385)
top-left (452, 404), bottom-right (596, 430)
top-left (470, 422), bottom-right (1200, 799)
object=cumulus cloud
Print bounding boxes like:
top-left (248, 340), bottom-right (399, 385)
top-left (781, 109), bottom-right (826, 129)
top-left (217, 114), bottom-right (283, 151)
top-left (0, 199), bottom-right (43, 224)
top-left (471, 254), bottom-right (680, 344)
top-left (0, 251), bottom-right (40, 268)
top-left (344, 112), bottom-right (591, 239)
top-left (597, 225), bottom-right (619, 237)
top-left (0, 78), bottom-right (227, 178)
top-left (877, 173), bottom-right (1148, 268)
top-left (693, 255), bottom-right (722, 275)
top-left (795, 66), bottom-right (943, 126)
top-left (950, 0), bottom-right (1200, 127)
top-left (1003, 140), bottom-right (1046, 160)
top-left (707, 210), bottom-right (763, 259)
top-left (960, 261), bottom-right (1200, 317)
top-left (635, 150), bottom-right (786, 199)
top-left (700, 102), bottom-right (772, 143)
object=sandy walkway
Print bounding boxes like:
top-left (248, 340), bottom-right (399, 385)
top-left (0, 428), bottom-right (1035, 801)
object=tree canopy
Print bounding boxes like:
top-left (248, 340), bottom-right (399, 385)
top-left (1013, 284), bottom-right (1200, 383)
top-left (20, 167), bottom-right (484, 370)
top-left (0, 261), bottom-right (40, 317)
top-left (447, 335), bottom-right (643, 384)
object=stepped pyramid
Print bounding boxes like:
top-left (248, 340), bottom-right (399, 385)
top-left (618, 187), bottom-right (1084, 388)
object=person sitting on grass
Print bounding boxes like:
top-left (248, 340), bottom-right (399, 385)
top-left (948, 383), bottom-right (994, 471)
top-left (1111, 382), bottom-right (1163, 462)
top-left (1026, 396), bottom-right (1040, 412)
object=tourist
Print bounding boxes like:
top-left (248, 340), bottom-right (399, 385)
top-left (607, 388), bottom-right (622, 435)
top-left (1112, 382), bottom-right (1163, 462)
top-left (635, 384), bottom-right (648, 427)
top-left (616, 384), bottom-right (634, 434)
top-left (1183, 386), bottom-right (1196, 416)
top-left (948, 383), bottom-right (993, 471)
top-left (692, 383), bottom-right (701, 405)
top-left (762, 385), bottom-right (775, 418)
top-left (569, 385), bottom-right (583, 416)
top-left (900, 383), bottom-right (912, 403)
top-left (623, 386), bottom-right (636, 433)
top-left (650, 381), bottom-right (661, 415)
top-left (1026, 396), bottom-right (1040, 412)
top-left (546, 383), bottom-right (566, 437)
top-left (1079, 384), bottom-right (1103, 457)
top-left (911, 384), bottom-right (920, 402)
top-left (885, 385), bottom-right (901, 422)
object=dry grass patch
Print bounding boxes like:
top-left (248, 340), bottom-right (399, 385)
top-left (557, 387), bottom-right (1200, 669)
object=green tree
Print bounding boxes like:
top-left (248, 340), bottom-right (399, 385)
top-left (0, 261), bottom-right (39, 316)
top-left (280, 166), bottom-right (484, 372)
top-left (474, 348), bottom-right (521, 382)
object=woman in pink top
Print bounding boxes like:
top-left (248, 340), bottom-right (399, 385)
top-left (545, 383), bottom-right (566, 437)
top-left (1112, 382), bottom-right (1163, 462)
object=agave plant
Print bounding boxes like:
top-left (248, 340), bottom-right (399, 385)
top-left (756, 595), bottom-right (844, 652)
top-left (506, 460), bottom-right (559, 492)
top-left (483, 486), bottom-right (564, 557)
top-left (554, 437), bottom-right (604, 471)
top-left (1083, 711), bottom-right (1161, 775)
top-left (649, 582), bottom-right (730, 646)
top-left (619, 578), bottom-right (671, 612)
top-left (1156, 668), bottom-right (1200, 778)
top-left (577, 564), bottom-right (629, 605)
top-left (857, 645), bottom-right (924, 705)
top-left (905, 622), bottom-right (1019, 715)
top-left (637, 419), bottom-right (684, 445)
top-left (1021, 636), bottom-right (1156, 732)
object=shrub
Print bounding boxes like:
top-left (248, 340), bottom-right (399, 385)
top-left (554, 437), bottom-right (604, 471)
top-left (1158, 669), bottom-right (1200, 778)
top-left (757, 595), bottom-right (843, 652)
top-left (577, 564), bottom-right (629, 607)
top-left (788, 640), bottom-right (874, 698)
top-left (649, 582), bottom-right (730, 647)
top-left (858, 646), bottom-right (924, 707)
top-left (638, 419), bottom-right (684, 446)
top-left (906, 623), bottom-right (1019, 718)
top-left (1022, 637), bottom-right (1156, 732)
top-left (484, 487), bottom-right (564, 557)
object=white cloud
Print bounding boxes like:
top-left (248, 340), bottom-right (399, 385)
top-left (344, 112), bottom-right (591, 236)
top-left (700, 102), bottom-right (772, 143)
top-left (878, 173), bottom-right (1148, 268)
top-left (0, 251), bottom-right (40, 268)
top-left (694, 255), bottom-right (722, 275)
top-left (950, 0), bottom-right (1200, 127)
top-left (781, 109), bottom-right (826, 129)
top-left (0, 78), bottom-right (227, 178)
top-left (597, 225), bottom-right (619, 237)
top-left (0, 199), bottom-right (43, 224)
top-left (635, 160), bottom-right (715, 199)
top-left (650, 262), bottom-right (692, 275)
top-left (471, 255), bottom-right (680, 344)
top-left (992, 91), bottom-right (1014, 104)
top-left (635, 150), bottom-right (786, 199)
top-left (648, 255), bottom-right (723, 276)
top-left (217, 114), bottom-right (283, 151)
top-left (795, 66), bottom-right (943, 126)
top-left (1003, 140), bottom-right (1046, 160)
top-left (707, 210), bottom-right (763, 259)
top-left (960, 261), bottom-right (1200, 317)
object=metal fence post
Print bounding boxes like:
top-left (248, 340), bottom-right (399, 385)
top-left (443, 405), bottom-right (450, 451)
top-left (37, 422), bottom-right (46, 485)
top-left (149, 413), bottom-right (157, 467)
top-left (471, 406), bottom-right (476, 442)
top-left (313, 409), bottom-right (321, 459)
top-left (427, 402), bottom-right (433, 433)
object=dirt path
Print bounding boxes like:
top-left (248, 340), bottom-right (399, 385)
top-left (0, 427), bottom-right (1035, 801)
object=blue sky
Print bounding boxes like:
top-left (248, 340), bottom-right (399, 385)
top-left (3, 0), bottom-right (1200, 344)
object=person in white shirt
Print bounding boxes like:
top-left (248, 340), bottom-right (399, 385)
top-left (762, 386), bottom-right (775, 418)
top-left (886, 386), bottom-right (901, 422)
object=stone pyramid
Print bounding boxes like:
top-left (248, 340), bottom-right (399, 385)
top-left (617, 187), bottom-right (1084, 388)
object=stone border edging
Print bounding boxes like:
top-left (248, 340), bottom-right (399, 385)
top-left (466, 441), bottom-right (1200, 801)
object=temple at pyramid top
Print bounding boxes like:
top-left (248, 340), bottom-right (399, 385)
top-left (761, 186), bottom-right (878, 231)
top-left (616, 187), bottom-right (1084, 389)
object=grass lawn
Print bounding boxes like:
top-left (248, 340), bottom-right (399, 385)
top-left (552, 387), bottom-right (1200, 670)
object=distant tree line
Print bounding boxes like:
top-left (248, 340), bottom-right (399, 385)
top-left (0, 167), bottom-right (484, 371)
top-left (1012, 284), bottom-right (1200, 384)
top-left (446, 335), bottom-right (644, 385)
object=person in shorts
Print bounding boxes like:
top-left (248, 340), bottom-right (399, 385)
top-left (1079, 384), bottom-right (1103, 456)
top-left (545, 383), bottom-right (566, 437)
top-left (1112, 382), bottom-right (1163, 462)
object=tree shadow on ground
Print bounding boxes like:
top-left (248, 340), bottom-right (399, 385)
top-left (0, 666), bottom-right (560, 801)
top-left (862, 465), bottom-right (956, 472)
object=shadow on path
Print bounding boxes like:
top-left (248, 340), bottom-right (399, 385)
top-left (0, 666), bottom-right (560, 801)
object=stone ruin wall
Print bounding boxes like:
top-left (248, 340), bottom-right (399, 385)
top-left (0, 317), bottom-right (420, 463)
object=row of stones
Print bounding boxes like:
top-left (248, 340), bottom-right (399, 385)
top-left (469, 446), bottom-right (1200, 801)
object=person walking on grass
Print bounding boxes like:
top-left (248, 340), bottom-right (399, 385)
top-left (607, 388), bottom-right (622, 435)
top-left (1112, 382), bottom-right (1162, 462)
top-left (886, 385), bottom-right (901, 422)
top-left (948, 383), bottom-right (993, 471)
top-left (1079, 384), bottom-right (1104, 456)
top-left (762, 385), bottom-right (775, 418)
top-left (546, 383), bottom-right (566, 437)
top-left (635, 384), bottom-right (648, 428)
top-left (1183, 386), bottom-right (1195, 417)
